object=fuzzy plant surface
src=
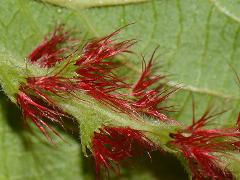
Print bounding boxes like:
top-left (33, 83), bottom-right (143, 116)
top-left (1, 0), bottom-right (240, 180)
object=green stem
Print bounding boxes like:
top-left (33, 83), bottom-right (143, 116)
top-left (55, 94), bottom-right (181, 154)
top-left (0, 48), bottom-right (26, 102)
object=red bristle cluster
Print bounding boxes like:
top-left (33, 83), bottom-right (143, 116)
top-left (75, 28), bottom-right (133, 96)
top-left (17, 74), bottom-right (79, 141)
top-left (73, 27), bottom-right (140, 115)
top-left (17, 25), bottom-right (177, 176)
top-left (92, 127), bottom-right (156, 174)
top-left (75, 26), bottom-right (135, 68)
top-left (132, 50), bottom-right (162, 97)
top-left (28, 24), bottom-right (76, 68)
top-left (17, 90), bottom-right (65, 141)
top-left (78, 81), bottom-right (133, 113)
top-left (18, 25), bottom-right (177, 142)
top-left (170, 110), bottom-right (240, 180)
top-left (74, 31), bottom-right (176, 121)
top-left (131, 50), bottom-right (177, 121)
top-left (27, 76), bottom-right (79, 96)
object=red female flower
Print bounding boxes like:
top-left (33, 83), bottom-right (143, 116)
top-left (92, 126), bottom-right (157, 174)
top-left (73, 27), bottom-right (139, 116)
top-left (131, 49), bottom-right (178, 121)
top-left (17, 68), bottom-right (80, 141)
top-left (75, 30), bottom-right (177, 121)
top-left (18, 25), bottom-right (177, 149)
top-left (28, 24), bottom-right (76, 68)
top-left (75, 26), bottom-right (136, 68)
top-left (17, 90), bottom-right (65, 141)
top-left (170, 110), bottom-right (240, 180)
top-left (75, 27), bottom-right (133, 93)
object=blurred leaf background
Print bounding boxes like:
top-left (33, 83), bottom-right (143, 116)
top-left (0, 0), bottom-right (240, 179)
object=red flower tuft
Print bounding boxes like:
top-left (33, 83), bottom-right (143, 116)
top-left (27, 75), bottom-right (79, 96)
top-left (74, 30), bottom-right (177, 121)
top-left (17, 72), bottom-right (79, 141)
top-left (131, 49), bottom-right (178, 121)
top-left (75, 26), bottom-right (136, 68)
top-left (92, 127), bottom-right (157, 175)
top-left (132, 48), bottom-right (163, 97)
top-left (20, 25), bottom-right (177, 143)
top-left (74, 27), bottom-right (140, 116)
top-left (17, 90), bottom-right (65, 142)
top-left (75, 26), bottom-right (135, 100)
top-left (170, 110), bottom-right (240, 180)
top-left (28, 24), bottom-right (77, 68)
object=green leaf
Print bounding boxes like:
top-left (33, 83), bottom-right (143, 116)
top-left (0, 94), bottom-right (86, 180)
top-left (1, 0), bottom-right (240, 179)
top-left (42, 0), bottom-right (149, 9)
top-left (211, 0), bottom-right (240, 23)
